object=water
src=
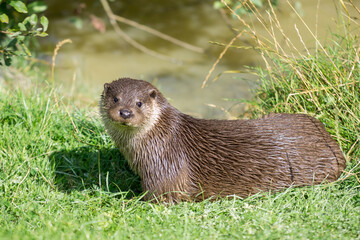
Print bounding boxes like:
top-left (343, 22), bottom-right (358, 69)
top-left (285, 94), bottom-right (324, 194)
top-left (40, 0), bottom-right (358, 118)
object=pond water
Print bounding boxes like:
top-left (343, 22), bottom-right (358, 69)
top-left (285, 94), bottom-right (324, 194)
top-left (40, 0), bottom-right (359, 118)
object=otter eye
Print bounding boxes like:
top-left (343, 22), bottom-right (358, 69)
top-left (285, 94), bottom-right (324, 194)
top-left (136, 101), bottom-right (142, 108)
top-left (113, 97), bottom-right (119, 103)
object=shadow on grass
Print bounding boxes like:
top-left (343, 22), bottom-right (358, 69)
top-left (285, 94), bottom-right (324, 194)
top-left (49, 146), bottom-right (142, 198)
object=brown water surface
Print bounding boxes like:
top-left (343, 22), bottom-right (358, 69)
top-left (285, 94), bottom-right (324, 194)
top-left (41, 0), bottom-right (359, 118)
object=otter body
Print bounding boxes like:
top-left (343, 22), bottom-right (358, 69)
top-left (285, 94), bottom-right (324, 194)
top-left (100, 78), bottom-right (346, 203)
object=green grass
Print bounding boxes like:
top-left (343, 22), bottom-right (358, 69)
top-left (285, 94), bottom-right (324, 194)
top-left (245, 33), bottom-right (360, 164)
top-left (1, 8), bottom-right (360, 240)
top-left (1, 55), bottom-right (360, 239)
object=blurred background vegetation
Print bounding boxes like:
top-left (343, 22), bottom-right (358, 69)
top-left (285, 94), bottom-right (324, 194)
top-left (0, 0), bottom-right (48, 66)
top-left (2, 0), bottom-right (353, 119)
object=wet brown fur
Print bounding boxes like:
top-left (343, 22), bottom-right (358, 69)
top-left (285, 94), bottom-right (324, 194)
top-left (100, 78), bottom-right (346, 203)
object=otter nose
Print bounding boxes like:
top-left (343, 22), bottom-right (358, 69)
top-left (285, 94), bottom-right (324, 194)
top-left (119, 109), bottom-right (132, 119)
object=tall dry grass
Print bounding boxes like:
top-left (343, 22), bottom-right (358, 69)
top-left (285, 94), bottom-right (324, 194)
top-left (207, 0), bottom-right (360, 180)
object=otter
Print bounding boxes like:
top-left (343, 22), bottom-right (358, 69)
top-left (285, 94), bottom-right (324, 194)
top-left (100, 78), bottom-right (346, 203)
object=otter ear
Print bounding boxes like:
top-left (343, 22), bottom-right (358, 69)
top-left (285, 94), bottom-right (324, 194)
top-left (103, 83), bottom-right (111, 94)
top-left (149, 89), bottom-right (157, 99)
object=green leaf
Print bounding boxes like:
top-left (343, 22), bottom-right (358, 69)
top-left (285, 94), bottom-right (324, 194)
top-left (40, 16), bottom-right (48, 31)
top-left (35, 32), bottom-right (48, 37)
top-left (7, 38), bottom-right (18, 48)
top-left (21, 43), bottom-right (31, 56)
top-left (28, 14), bottom-right (38, 26)
top-left (4, 53), bottom-right (12, 66)
top-left (18, 22), bottom-right (26, 31)
top-left (28, 1), bottom-right (47, 13)
top-left (9, 1), bottom-right (28, 13)
top-left (0, 13), bottom-right (9, 23)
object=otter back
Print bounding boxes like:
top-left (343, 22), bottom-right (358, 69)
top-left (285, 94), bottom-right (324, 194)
top-left (100, 78), bottom-right (346, 203)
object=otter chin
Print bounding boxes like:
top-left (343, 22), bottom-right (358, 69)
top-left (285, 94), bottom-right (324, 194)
top-left (100, 77), bottom-right (346, 203)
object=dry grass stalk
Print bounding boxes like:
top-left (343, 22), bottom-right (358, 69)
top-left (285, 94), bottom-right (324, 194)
top-left (202, 30), bottom-right (244, 88)
top-left (51, 39), bottom-right (72, 83)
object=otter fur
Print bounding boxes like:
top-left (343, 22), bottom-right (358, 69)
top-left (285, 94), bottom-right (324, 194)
top-left (100, 78), bottom-right (346, 203)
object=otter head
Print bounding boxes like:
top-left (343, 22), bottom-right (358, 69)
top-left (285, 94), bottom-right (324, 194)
top-left (101, 78), bottom-right (160, 129)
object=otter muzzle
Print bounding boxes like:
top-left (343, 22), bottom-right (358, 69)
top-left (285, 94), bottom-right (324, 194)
top-left (119, 109), bottom-right (133, 119)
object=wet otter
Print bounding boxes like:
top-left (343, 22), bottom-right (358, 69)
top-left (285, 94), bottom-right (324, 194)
top-left (100, 78), bottom-right (346, 203)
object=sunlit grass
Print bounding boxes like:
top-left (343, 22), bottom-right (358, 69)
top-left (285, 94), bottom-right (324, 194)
top-left (1, 1), bottom-right (360, 239)
top-left (228, 1), bottom-right (360, 168)
top-left (1, 64), bottom-right (359, 239)
top-left (247, 33), bottom-right (360, 161)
